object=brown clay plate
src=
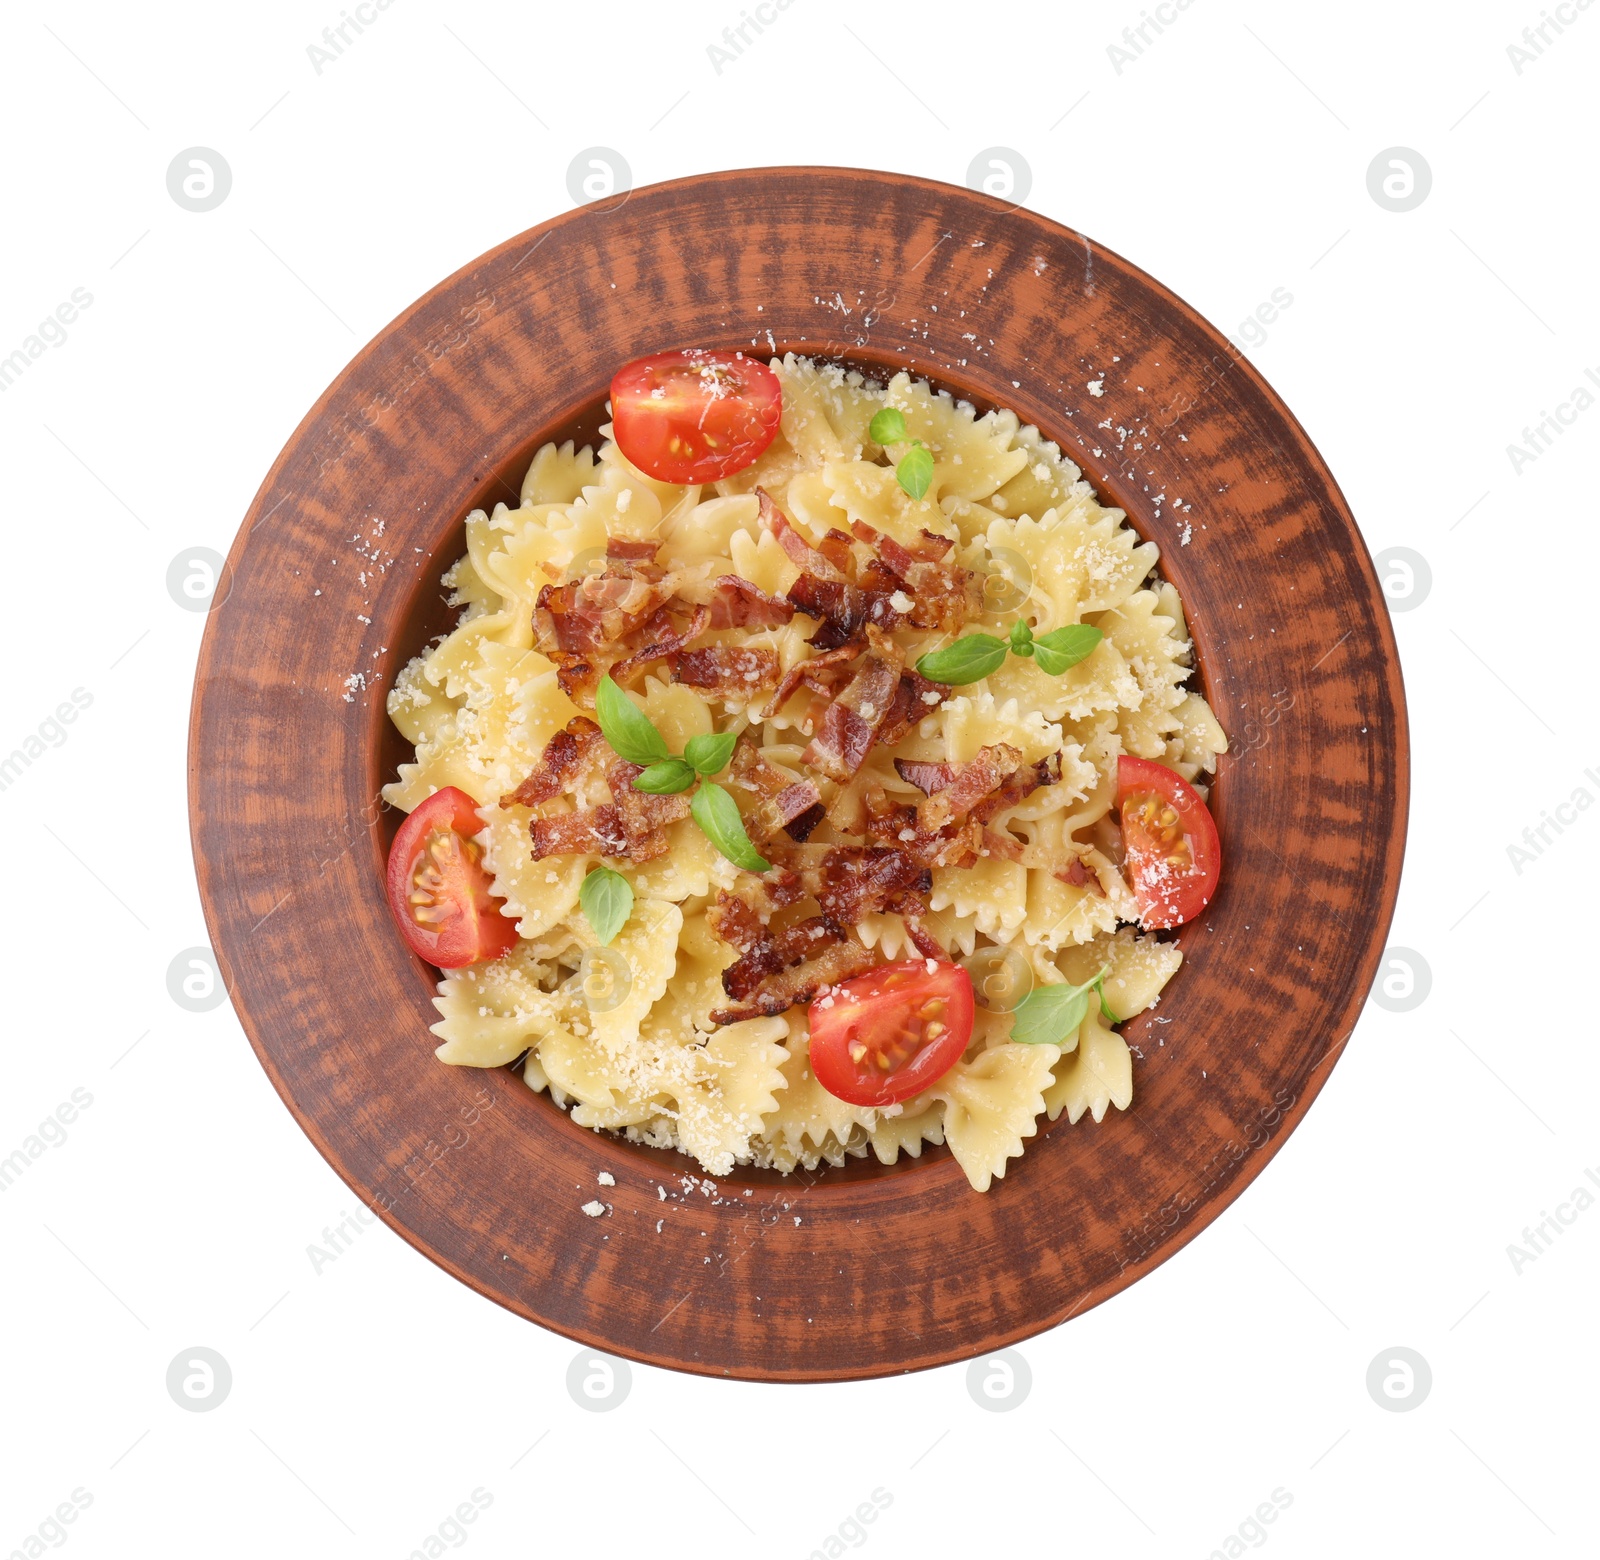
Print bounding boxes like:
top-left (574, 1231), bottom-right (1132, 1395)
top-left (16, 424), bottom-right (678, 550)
top-left (189, 167), bottom-right (1407, 1381)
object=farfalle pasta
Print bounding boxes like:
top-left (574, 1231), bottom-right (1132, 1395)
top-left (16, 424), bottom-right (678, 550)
top-left (381, 355), bottom-right (1226, 1192)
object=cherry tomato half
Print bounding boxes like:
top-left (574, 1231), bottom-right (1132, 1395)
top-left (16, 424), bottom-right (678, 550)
top-left (809, 960), bottom-right (975, 1107)
top-left (610, 348), bottom-right (782, 483)
top-left (1115, 756), bottom-right (1222, 930)
top-left (385, 786), bottom-right (519, 969)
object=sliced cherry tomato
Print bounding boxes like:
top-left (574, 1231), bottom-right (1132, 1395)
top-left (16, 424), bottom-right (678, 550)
top-left (809, 960), bottom-right (975, 1107)
top-left (610, 348), bottom-right (782, 483)
top-left (1115, 756), bottom-right (1222, 930)
top-left (385, 786), bottom-right (518, 969)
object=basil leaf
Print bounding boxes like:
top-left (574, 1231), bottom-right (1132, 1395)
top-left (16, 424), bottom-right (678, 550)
top-left (914, 634), bottom-right (1008, 685)
top-left (1030, 624), bottom-right (1103, 676)
top-left (595, 675), bottom-right (670, 765)
top-left (579, 866), bottom-right (633, 946)
top-left (690, 782), bottom-right (771, 872)
top-left (1010, 984), bottom-right (1089, 1047)
top-left (633, 758), bottom-right (696, 794)
top-left (869, 406), bottom-right (908, 445)
top-left (683, 731), bottom-right (738, 777)
top-left (1008, 620), bottom-right (1035, 656)
top-left (1011, 964), bottom-right (1112, 1046)
top-left (896, 443), bottom-right (935, 500)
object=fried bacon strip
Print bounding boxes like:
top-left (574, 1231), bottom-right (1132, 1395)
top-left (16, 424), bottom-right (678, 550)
top-left (911, 744), bottom-right (1022, 835)
top-left (786, 574), bottom-right (905, 650)
top-left (969, 751), bottom-right (1062, 826)
top-left (872, 668), bottom-right (948, 747)
top-left (726, 742), bottom-right (824, 842)
top-left (849, 520), bottom-right (975, 634)
top-left (527, 757), bottom-right (691, 865)
top-left (720, 914), bottom-right (847, 1001)
top-left (892, 759), bottom-right (957, 797)
top-left (502, 717), bottom-right (606, 808)
top-left (709, 937), bottom-right (878, 1025)
top-left (675, 572), bottom-right (795, 629)
top-left (762, 644), bottom-right (860, 720)
top-left (604, 536), bottom-right (661, 563)
top-left (534, 569), bottom-right (674, 657)
top-left (801, 633), bottom-right (906, 782)
top-left (865, 750), bottom-right (1065, 873)
top-left (530, 806), bottom-right (628, 859)
top-left (669, 645), bottom-right (781, 697)
top-left (760, 488), bottom-right (845, 581)
top-left (703, 837), bottom-right (936, 1020)
top-left (758, 487), bottom-right (906, 650)
top-left (608, 605), bottom-right (710, 686)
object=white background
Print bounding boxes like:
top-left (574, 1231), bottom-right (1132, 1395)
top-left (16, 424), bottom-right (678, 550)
top-left (2, 0), bottom-right (1596, 1555)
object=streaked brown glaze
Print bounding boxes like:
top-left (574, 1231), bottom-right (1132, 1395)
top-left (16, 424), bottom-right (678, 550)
top-left (189, 168), bottom-right (1407, 1381)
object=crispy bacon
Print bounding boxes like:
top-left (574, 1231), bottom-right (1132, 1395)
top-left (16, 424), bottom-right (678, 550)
top-left (1056, 854), bottom-right (1106, 895)
top-left (554, 658), bottom-right (601, 709)
top-left (531, 806), bottom-right (628, 859)
top-left (608, 606), bottom-right (709, 686)
top-left (758, 488), bottom-right (905, 650)
top-left (753, 842), bottom-right (935, 927)
top-left (786, 573), bottom-right (903, 650)
top-left (528, 760), bottom-right (691, 864)
top-left (763, 644), bottom-right (859, 721)
top-left (720, 915), bottom-right (847, 1001)
top-left (605, 536), bottom-right (661, 562)
top-left (705, 874), bottom-right (807, 953)
top-left (978, 826), bottom-right (1028, 863)
top-left (915, 745), bottom-right (1022, 834)
top-left (607, 760), bottom-right (693, 862)
top-left (502, 717), bottom-right (605, 808)
top-left (703, 840), bottom-right (944, 1021)
top-left (727, 742), bottom-right (824, 842)
top-left (694, 574), bottom-right (795, 629)
top-left (850, 519), bottom-right (973, 634)
top-left (760, 488), bottom-right (845, 582)
top-left (897, 751), bottom-right (1062, 820)
top-left (535, 568), bottom-right (676, 656)
top-left (801, 635), bottom-right (906, 782)
top-left (816, 528), bottom-right (856, 576)
top-left (873, 669), bottom-right (947, 748)
top-left (871, 749), bottom-right (1065, 871)
top-left (669, 645), bottom-right (781, 697)
top-left (709, 937), bottom-right (878, 1025)
top-left (969, 752), bottom-right (1062, 826)
top-left (893, 758), bottom-right (958, 796)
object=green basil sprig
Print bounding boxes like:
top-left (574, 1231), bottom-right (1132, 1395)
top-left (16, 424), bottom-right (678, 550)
top-left (1010, 964), bottom-right (1117, 1047)
top-left (869, 406), bottom-right (936, 500)
top-left (595, 675), bottom-right (670, 765)
top-left (579, 865), bottom-right (633, 946)
top-left (594, 676), bottom-right (769, 873)
top-left (690, 782), bottom-right (771, 872)
top-left (916, 620), bottom-right (1103, 685)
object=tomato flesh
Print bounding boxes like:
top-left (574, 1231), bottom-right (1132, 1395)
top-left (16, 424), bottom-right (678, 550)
top-left (809, 961), bottom-right (975, 1107)
top-left (610, 348), bottom-right (782, 483)
top-left (1115, 756), bottom-right (1222, 930)
top-left (385, 786), bottom-right (519, 969)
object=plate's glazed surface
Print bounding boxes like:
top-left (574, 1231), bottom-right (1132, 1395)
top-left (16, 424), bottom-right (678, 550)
top-left (189, 167), bottom-right (1407, 1380)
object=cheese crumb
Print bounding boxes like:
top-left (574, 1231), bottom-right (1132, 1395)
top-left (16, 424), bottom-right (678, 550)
top-left (597, 1171), bottom-right (615, 1186)
top-left (889, 590), bottom-right (914, 613)
top-left (581, 1200), bottom-right (607, 1217)
top-left (1087, 379), bottom-right (1105, 397)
